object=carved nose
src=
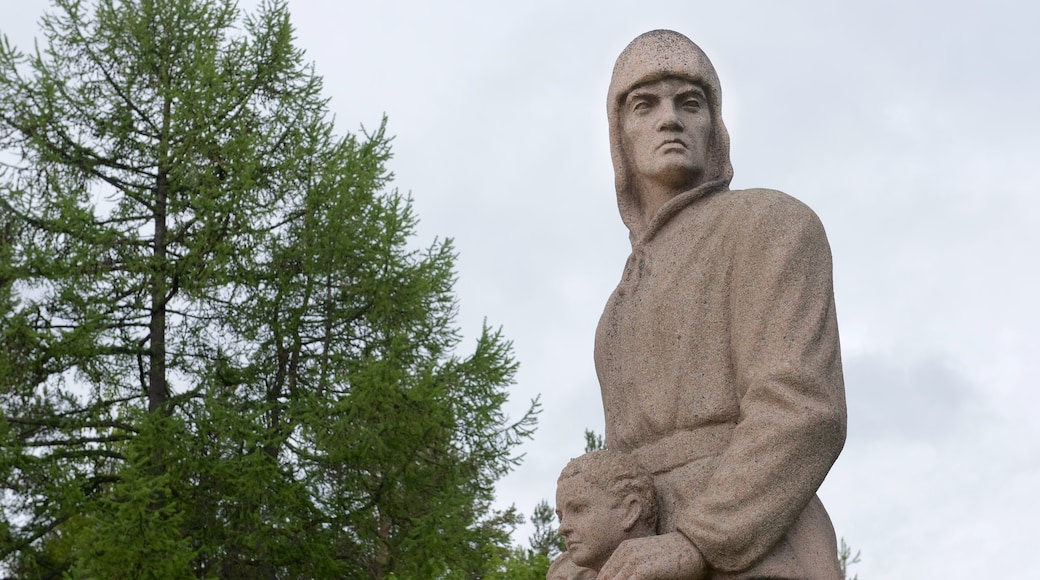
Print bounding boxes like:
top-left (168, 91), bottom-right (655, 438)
top-left (558, 520), bottom-right (572, 537)
top-left (658, 104), bottom-right (683, 130)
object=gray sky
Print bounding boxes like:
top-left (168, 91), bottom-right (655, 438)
top-left (6, 1), bottom-right (1040, 577)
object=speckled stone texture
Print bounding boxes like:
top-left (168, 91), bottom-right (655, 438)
top-left (553, 30), bottom-right (847, 579)
top-left (552, 451), bottom-right (658, 576)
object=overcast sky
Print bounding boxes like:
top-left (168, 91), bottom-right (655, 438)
top-left (5, 1), bottom-right (1040, 577)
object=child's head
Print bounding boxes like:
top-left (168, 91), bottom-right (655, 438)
top-left (554, 449), bottom-right (657, 571)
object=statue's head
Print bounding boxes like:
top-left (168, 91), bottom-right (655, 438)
top-left (608, 30), bottom-right (733, 238)
top-left (555, 450), bottom-right (657, 571)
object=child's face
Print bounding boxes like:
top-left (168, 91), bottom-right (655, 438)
top-left (555, 475), bottom-right (631, 571)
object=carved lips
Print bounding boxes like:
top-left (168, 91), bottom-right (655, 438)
top-left (657, 138), bottom-right (689, 151)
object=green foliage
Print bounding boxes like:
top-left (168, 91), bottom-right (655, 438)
top-left (483, 545), bottom-right (553, 580)
top-left (583, 428), bottom-right (605, 452)
top-left (0, 0), bottom-right (537, 577)
top-left (529, 499), bottom-right (565, 560)
top-left (839, 537), bottom-right (861, 580)
top-left (477, 500), bottom-right (559, 580)
top-left (69, 413), bottom-right (197, 580)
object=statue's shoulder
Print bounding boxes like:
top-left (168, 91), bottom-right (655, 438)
top-left (717, 188), bottom-right (823, 228)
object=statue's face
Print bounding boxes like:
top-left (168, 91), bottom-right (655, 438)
top-left (620, 76), bottom-right (712, 193)
top-left (555, 475), bottom-right (631, 571)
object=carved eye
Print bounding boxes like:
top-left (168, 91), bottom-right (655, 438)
top-left (682, 98), bottom-right (702, 111)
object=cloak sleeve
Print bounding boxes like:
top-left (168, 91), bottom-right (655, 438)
top-left (676, 192), bottom-right (847, 572)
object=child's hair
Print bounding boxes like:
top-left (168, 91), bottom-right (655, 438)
top-left (558, 449), bottom-right (657, 532)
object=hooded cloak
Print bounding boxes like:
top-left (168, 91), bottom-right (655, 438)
top-left (593, 30), bottom-right (847, 578)
top-left (607, 29), bottom-right (732, 244)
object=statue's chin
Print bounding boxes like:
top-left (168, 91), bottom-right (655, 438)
top-left (568, 549), bottom-right (598, 571)
top-left (641, 165), bottom-right (704, 194)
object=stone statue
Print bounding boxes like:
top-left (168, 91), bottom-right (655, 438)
top-left (550, 450), bottom-right (657, 578)
top-left (551, 30), bottom-right (848, 579)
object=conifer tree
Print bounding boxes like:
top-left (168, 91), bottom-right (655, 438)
top-left (0, 1), bottom-right (537, 577)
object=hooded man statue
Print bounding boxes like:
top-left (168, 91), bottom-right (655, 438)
top-left (553, 30), bottom-right (848, 580)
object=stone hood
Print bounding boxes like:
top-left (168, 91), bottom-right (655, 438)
top-left (607, 30), bottom-right (734, 245)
